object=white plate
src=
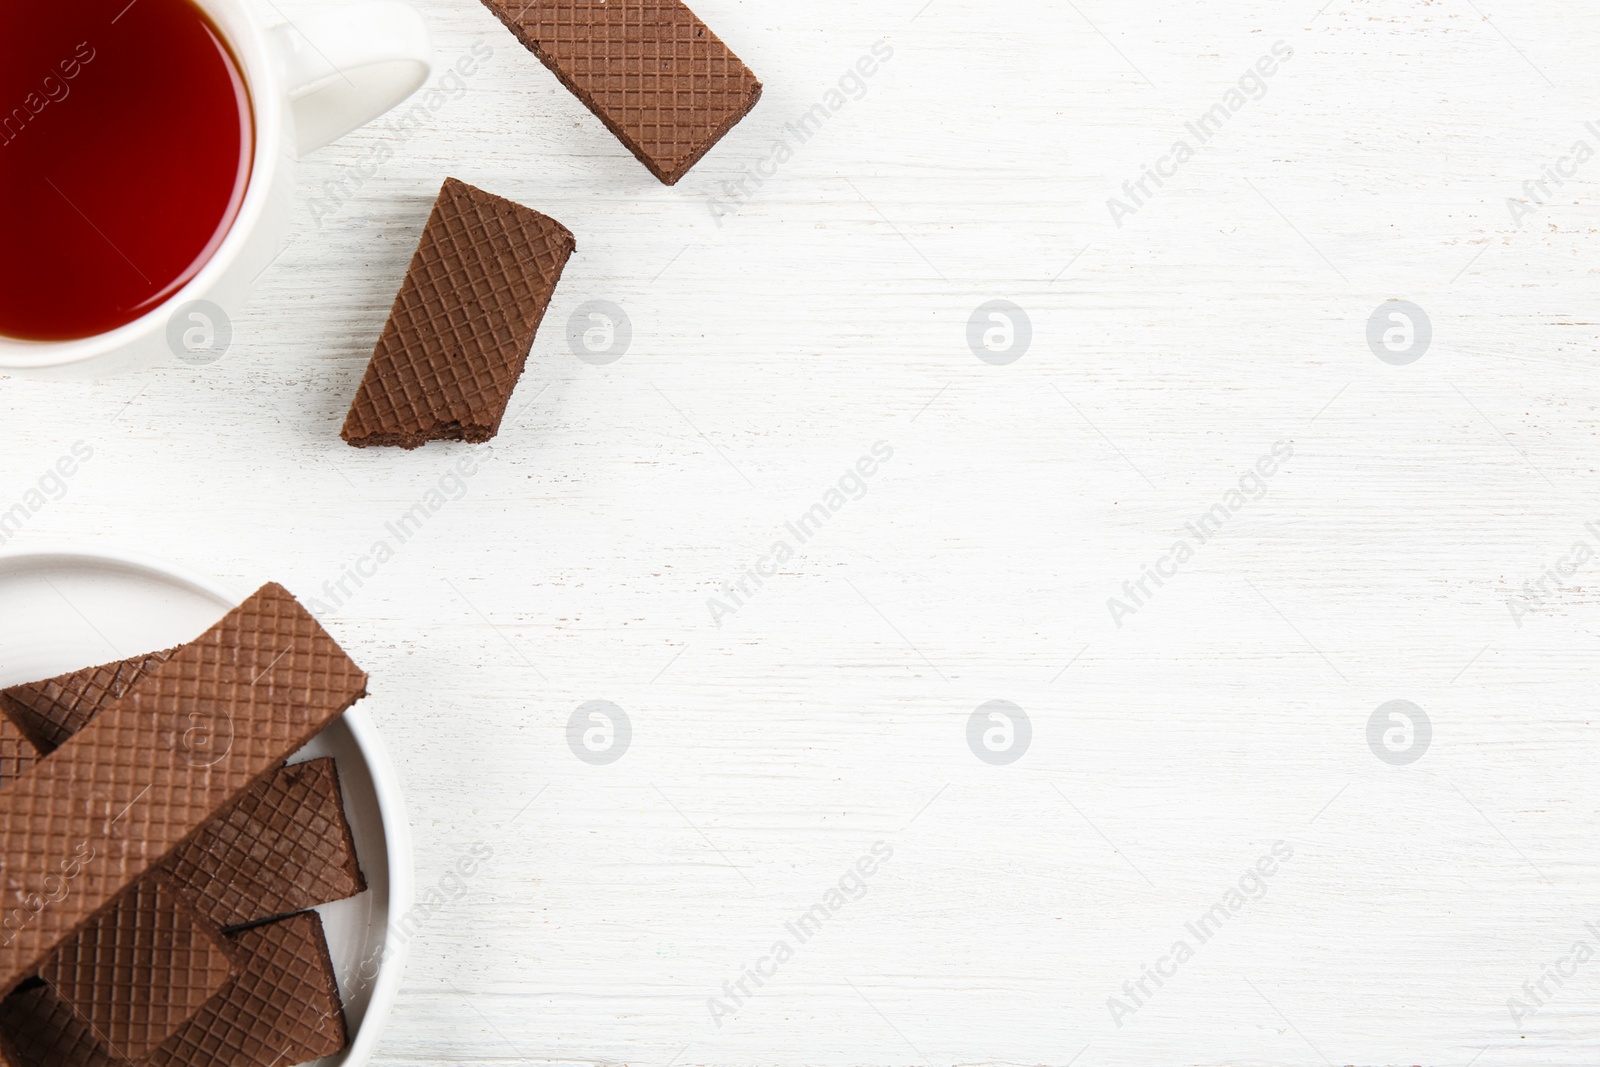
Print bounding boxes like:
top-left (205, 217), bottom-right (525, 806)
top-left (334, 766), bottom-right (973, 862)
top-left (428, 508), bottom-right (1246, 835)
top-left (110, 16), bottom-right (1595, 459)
top-left (0, 545), bottom-right (412, 1067)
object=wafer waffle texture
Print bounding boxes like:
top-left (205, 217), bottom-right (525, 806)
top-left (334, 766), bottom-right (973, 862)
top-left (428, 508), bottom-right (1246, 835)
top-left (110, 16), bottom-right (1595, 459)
top-left (1, 911), bottom-right (346, 1067)
top-left (166, 757), bottom-right (365, 930)
top-left (0, 647), bottom-right (368, 930)
top-left (1, 649), bottom-right (177, 755)
top-left (0, 654), bottom-right (366, 930)
top-left (0, 583), bottom-right (368, 994)
top-left (341, 178), bottom-right (576, 450)
top-left (0, 654), bottom-right (365, 1057)
top-left (480, 0), bottom-right (763, 184)
top-left (0, 720), bottom-right (37, 793)
top-left (40, 875), bottom-right (234, 1060)
top-left (0, 982), bottom-right (124, 1067)
top-left (145, 912), bottom-right (346, 1067)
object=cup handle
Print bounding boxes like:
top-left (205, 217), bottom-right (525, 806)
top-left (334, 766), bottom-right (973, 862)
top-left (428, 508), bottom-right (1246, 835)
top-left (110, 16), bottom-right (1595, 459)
top-left (267, 2), bottom-right (433, 156)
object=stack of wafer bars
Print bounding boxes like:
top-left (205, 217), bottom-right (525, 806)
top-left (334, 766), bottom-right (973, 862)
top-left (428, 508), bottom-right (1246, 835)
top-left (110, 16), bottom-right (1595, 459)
top-left (0, 584), bottom-right (370, 1067)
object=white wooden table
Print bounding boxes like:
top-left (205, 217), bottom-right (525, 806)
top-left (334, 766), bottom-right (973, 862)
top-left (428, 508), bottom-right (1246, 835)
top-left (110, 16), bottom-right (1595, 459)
top-left (6, 0), bottom-right (1600, 1064)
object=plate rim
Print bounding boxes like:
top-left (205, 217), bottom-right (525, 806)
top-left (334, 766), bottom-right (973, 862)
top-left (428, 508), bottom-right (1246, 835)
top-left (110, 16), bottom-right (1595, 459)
top-left (0, 543), bottom-right (415, 1067)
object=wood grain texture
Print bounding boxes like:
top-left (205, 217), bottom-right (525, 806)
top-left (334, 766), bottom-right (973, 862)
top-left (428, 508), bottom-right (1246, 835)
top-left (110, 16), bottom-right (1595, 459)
top-left (5, 0), bottom-right (1600, 1064)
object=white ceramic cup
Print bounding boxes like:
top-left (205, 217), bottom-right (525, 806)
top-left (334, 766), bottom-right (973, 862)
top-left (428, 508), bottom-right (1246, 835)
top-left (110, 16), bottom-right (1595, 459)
top-left (0, 0), bottom-right (433, 380)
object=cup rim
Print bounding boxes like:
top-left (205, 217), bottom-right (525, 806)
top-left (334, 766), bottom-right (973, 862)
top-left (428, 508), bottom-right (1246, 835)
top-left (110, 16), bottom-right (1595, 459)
top-left (0, 0), bottom-right (285, 371)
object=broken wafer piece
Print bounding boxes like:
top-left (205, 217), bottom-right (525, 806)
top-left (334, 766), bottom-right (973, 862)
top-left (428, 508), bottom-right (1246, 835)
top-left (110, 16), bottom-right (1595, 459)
top-left (340, 177), bottom-right (576, 450)
top-left (164, 758), bottom-right (365, 930)
top-left (145, 911), bottom-right (346, 1067)
top-left (0, 648), bottom-right (177, 755)
top-left (40, 875), bottom-right (233, 1060)
top-left (479, 0), bottom-right (762, 184)
top-left (0, 583), bottom-right (369, 994)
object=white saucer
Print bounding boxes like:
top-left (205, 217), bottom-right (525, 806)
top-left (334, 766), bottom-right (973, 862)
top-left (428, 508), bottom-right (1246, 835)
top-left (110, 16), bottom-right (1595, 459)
top-left (0, 545), bottom-right (412, 1067)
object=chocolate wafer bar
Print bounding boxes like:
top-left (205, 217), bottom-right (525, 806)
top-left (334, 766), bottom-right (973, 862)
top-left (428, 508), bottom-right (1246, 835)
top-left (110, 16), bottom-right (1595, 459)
top-left (165, 758), bottom-right (365, 930)
top-left (0, 583), bottom-right (368, 994)
top-left (145, 911), bottom-right (346, 1067)
top-left (0, 720), bottom-right (37, 794)
top-left (40, 875), bottom-right (233, 1060)
top-left (1, 666), bottom-right (365, 931)
top-left (1, 649), bottom-right (177, 755)
top-left (479, 0), bottom-right (762, 184)
top-left (341, 178), bottom-right (575, 450)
